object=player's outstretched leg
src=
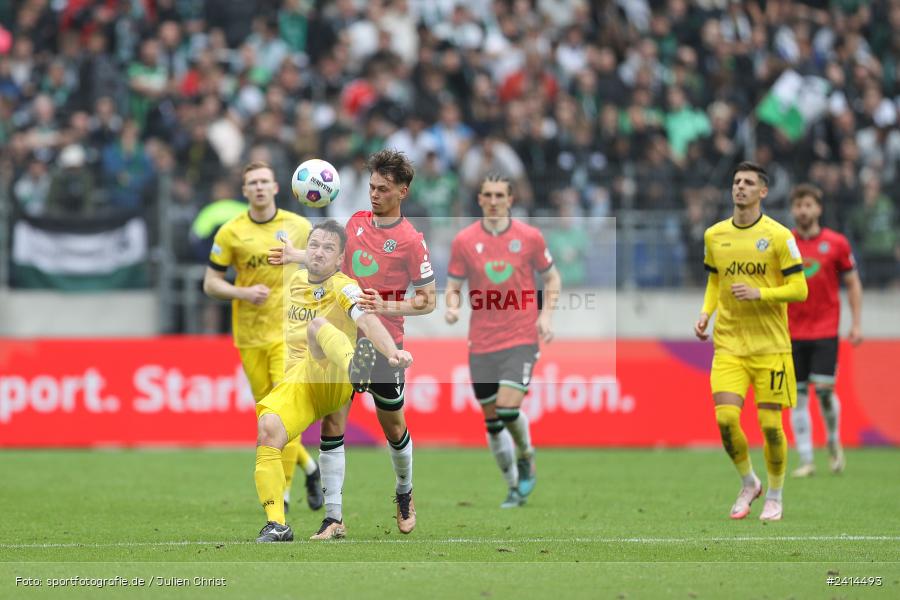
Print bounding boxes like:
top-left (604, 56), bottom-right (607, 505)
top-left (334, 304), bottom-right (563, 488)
top-left (311, 434), bottom-right (346, 540)
top-left (816, 386), bottom-right (845, 474)
top-left (348, 338), bottom-right (377, 393)
top-left (309, 317), bottom-right (376, 394)
top-left (790, 382), bottom-right (815, 478)
top-left (758, 407), bottom-right (786, 521)
top-left (715, 404), bottom-right (761, 519)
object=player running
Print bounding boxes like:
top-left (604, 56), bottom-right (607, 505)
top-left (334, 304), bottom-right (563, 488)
top-left (203, 161), bottom-right (323, 515)
top-left (787, 184), bottom-right (863, 477)
top-left (254, 220), bottom-right (413, 542)
top-left (444, 174), bottom-right (561, 508)
top-left (270, 150), bottom-right (435, 538)
top-left (694, 162), bottom-right (808, 522)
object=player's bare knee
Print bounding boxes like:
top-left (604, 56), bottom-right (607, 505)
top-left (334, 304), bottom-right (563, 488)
top-left (257, 414), bottom-right (287, 448)
top-left (480, 402), bottom-right (498, 420)
top-left (321, 412), bottom-right (345, 436)
top-left (714, 404), bottom-right (740, 427)
top-left (376, 409), bottom-right (406, 440)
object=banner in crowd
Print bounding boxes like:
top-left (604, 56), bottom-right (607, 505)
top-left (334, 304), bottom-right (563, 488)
top-left (11, 214), bottom-right (148, 290)
top-left (0, 338), bottom-right (897, 447)
top-left (756, 69), bottom-right (830, 141)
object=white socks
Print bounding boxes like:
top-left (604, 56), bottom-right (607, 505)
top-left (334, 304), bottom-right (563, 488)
top-left (791, 383), bottom-right (814, 464)
top-left (388, 429), bottom-right (413, 495)
top-left (497, 408), bottom-right (534, 460)
top-left (319, 436), bottom-right (345, 522)
top-left (486, 421), bottom-right (519, 489)
top-left (791, 383), bottom-right (842, 463)
top-left (817, 387), bottom-right (841, 451)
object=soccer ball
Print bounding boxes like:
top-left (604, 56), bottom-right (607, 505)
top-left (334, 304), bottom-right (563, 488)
top-left (291, 158), bottom-right (341, 209)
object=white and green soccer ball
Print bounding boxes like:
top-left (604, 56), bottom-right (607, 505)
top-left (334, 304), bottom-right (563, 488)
top-left (291, 158), bottom-right (341, 208)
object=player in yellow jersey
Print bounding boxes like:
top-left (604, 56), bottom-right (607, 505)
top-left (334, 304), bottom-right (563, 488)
top-left (202, 161), bottom-right (323, 514)
top-left (694, 161), bottom-right (808, 522)
top-left (253, 220), bottom-right (413, 542)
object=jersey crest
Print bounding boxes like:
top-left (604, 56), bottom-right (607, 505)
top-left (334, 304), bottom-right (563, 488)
top-left (485, 260), bottom-right (514, 284)
top-left (351, 250), bottom-right (379, 277)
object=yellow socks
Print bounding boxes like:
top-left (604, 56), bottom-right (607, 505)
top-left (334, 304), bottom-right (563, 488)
top-left (296, 442), bottom-right (317, 475)
top-left (281, 437), bottom-right (301, 496)
top-left (282, 439), bottom-right (316, 497)
top-left (715, 405), bottom-right (753, 478)
top-left (758, 408), bottom-right (787, 493)
top-left (315, 322), bottom-right (355, 372)
top-left (255, 445), bottom-right (286, 524)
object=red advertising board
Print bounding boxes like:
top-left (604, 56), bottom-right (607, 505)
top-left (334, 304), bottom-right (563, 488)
top-left (0, 338), bottom-right (897, 447)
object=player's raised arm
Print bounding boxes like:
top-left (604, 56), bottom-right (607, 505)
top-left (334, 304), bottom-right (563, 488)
top-left (356, 312), bottom-right (413, 368)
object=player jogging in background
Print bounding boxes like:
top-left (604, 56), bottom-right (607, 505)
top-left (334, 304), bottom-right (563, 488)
top-left (787, 184), bottom-right (863, 477)
top-left (203, 161), bottom-right (323, 515)
top-left (444, 174), bottom-right (561, 508)
top-left (694, 161), bottom-right (808, 522)
top-left (270, 149), bottom-right (435, 539)
top-left (254, 219), bottom-right (413, 542)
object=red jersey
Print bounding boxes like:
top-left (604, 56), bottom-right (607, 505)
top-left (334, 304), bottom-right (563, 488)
top-left (448, 219), bottom-right (554, 354)
top-left (342, 211), bottom-right (434, 344)
top-left (788, 227), bottom-right (855, 340)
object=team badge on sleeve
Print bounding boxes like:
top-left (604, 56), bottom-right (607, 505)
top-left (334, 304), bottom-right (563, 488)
top-left (212, 243), bottom-right (222, 255)
top-left (544, 248), bottom-right (553, 263)
top-left (341, 284), bottom-right (362, 302)
top-left (420, 258), bottom-right (434, 278)
top-left (787, 238), bottom-right (801, 259)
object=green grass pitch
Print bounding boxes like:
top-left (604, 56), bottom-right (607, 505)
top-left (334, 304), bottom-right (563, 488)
top-left (1, 448), bottom-right (898, 599)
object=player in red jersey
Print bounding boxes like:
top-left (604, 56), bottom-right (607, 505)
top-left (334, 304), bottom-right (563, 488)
top-left (444, 174), bottom-right (561, 507)
top-left (788, 184), bottom-right (863, 477)
top-left (271, 150), bottom-right (435, 537)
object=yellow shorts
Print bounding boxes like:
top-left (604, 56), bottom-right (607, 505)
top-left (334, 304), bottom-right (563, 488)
top-left (710, 352), bottom-right (796, 408)
top-left (239, 341), bottom-right (286, 402)
top-left (256, 355), bottom-right (354, 442)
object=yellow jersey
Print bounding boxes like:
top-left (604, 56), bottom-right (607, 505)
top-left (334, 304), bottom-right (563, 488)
top-left (703, 214), bottom-right (804, 357)
top-left (283, 269), bottom-right (364, 367)
top-left (209, 209), bottom-right (312, 348)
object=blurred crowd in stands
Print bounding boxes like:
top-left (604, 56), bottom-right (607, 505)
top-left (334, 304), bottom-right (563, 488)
top-left (1, 0), bottom-right (899, 288)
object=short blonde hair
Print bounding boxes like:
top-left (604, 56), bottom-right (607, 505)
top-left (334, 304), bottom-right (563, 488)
top-left (242, 161), bottom-right (275, 185)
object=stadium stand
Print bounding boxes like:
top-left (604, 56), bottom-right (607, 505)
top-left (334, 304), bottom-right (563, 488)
top-left (0, 0), bottom-right (898, 332)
